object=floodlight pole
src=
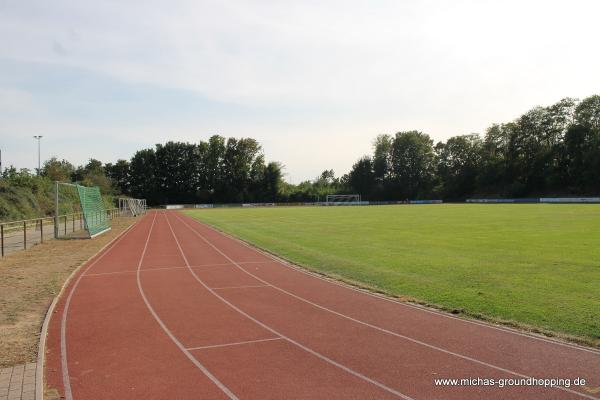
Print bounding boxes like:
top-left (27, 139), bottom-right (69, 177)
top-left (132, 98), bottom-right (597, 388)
top-left (33, 135), bottom-right (43, 175)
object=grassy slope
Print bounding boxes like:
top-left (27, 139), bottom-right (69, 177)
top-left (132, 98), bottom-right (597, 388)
top-left (186, 204), bottom-right (600, 345)
top-left (0, 180), bottom-right (116, 222)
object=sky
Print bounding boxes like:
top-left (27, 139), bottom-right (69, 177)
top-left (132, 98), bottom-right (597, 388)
top-left (1, 0), bottom-right (599, 183)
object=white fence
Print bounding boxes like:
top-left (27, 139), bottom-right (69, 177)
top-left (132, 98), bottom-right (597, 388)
top-left (539, 197), bottom-right (600, 203)
top-left (163, 200), bottom-right (444, 209)
top-left (468, 197), bottom-right (600, 204)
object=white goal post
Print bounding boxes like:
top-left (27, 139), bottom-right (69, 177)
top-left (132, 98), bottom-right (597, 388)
top-left (119, 198), bottom-right (147, 217)
top-left (325, 194), bottom-right (361, 205)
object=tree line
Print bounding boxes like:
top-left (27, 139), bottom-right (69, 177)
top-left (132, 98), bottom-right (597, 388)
top-left (3, 94), bottom-right (599, 208)
top-left (33, 136), bottom-right (283, 205)
top-left (113, 137), bottom-right (283, 204)
top-left (347, 95), bottom-right (600, 200)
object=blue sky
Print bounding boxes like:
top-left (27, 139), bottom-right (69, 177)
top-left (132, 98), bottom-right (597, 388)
top-left (1, 0), bottom-right (600, 182)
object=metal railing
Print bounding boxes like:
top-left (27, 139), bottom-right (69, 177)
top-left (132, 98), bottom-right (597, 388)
top-left (0, 208), bottom-right (120, 257)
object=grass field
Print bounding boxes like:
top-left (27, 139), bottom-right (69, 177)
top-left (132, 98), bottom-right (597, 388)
top-left (185, 204), bottom-right (600, 346)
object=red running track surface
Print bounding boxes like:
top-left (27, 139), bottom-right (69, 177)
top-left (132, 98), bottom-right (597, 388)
top-left (45, 210), bottom-right (600, 400)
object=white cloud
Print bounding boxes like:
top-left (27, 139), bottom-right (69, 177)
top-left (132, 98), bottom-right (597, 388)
top-left (1, 0), bottom-right (600, 181)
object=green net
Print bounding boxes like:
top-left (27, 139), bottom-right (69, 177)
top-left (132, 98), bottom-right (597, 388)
top-left (76, 184), bottom-right (110, 237)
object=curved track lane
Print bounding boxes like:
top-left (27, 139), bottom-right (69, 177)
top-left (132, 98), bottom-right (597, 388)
top-left (45, 210), bottom-right (600, 399)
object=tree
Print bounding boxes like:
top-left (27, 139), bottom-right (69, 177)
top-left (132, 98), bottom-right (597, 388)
top-left (436, 134), bottom-right (482, 199)
top-left (41, 158), bottom-right (75, 182)
top-left (204, 135), bottom-right (227, 201)
top-left (348, 157), bottom-right (375, 198)
top-left (129, 148), bottom-right (158, 203)
top-left (389, 131), bottom-right (436, 199)
top-left (70, 159), bottom-right (114, 194)
top-left (105, 159), bottom-right (131, 195)
top-left (154, 142), bottom-right (200, 204)
top-left (220, 138), bottom-right (263, 202)
top-left (262, 162), bottom-right (283, 202)
top-left (84, 159), bottom-right (105, 176)
top-left (562, 124), bottom-right (600, 193)
top-left (575, 95), bottom-right (600, 129)
top-left (372, 134), bottom-right (393, 198)
top-left (317, 169), bottom-right (335, 185)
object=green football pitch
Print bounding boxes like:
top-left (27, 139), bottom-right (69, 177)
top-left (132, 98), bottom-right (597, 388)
top-left (185, 204), bottom-right (600, 346)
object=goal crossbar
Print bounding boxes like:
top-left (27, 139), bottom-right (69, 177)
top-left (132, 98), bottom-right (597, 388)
top-left (325, 194), bottom-right (362, 205)
top-left (119, 198), bottom-right (147, 217)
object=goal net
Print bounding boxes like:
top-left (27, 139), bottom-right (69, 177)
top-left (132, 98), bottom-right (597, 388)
top-left (119, 198), bottom-right (147, 217)
top-left (325, 194), bottom-right (362, 205)
top-left (77, 185), bottom-right (111, 237)
top-left (55, 182), bottom-right (111, 238)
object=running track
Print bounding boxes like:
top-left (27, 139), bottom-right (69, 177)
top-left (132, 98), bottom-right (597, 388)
top-left (45, 211), bottom-right (600, 399)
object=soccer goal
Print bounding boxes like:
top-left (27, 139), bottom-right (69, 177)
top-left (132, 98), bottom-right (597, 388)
top-left (119, 198), bottom-right (147, 217)
top-left (325, 194), bottom-right (362, 205)
top-left (55, 182), bottom-right (111, 239)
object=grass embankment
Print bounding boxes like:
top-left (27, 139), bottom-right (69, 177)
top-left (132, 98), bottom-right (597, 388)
top-left (0, 217), bottom-right (136, 367)
top-left (186, 204), bottom-right (600, 347)
top-left (0, 177), bottom-right (115, 222)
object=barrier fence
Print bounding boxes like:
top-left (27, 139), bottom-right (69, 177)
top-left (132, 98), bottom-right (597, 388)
top-left (164, 200), bottom-right (444, 209)
top-left (0, 208), bottom-right (120, 257)
top-left (165, 197), bottom-right (598, 209)
top-left (467, 197), bottom-right (600, 203)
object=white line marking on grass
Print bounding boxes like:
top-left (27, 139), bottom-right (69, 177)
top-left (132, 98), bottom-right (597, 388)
top-left (137, 213), bottom-right (239, 400)
top-left (211, 284), bottom-right (269, 290)
top-left (61, 214), bottom-right (150, 400)
top-left (174, 212), bottom-right (600, 400)
top-left (197, 214), bottom-right (600, 356)
top-left (187, 337), bottom-right (282, 350)
top-left (165, 212), bottom-right (413, 400)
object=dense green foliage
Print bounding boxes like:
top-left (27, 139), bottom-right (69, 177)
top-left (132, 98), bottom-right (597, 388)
top-left (2, 95), bottom-right (599, 210)
top-left (347, 95), bottom-right (600, 200)
top-left (186, 205), bottom-right (600, 344)
top-left (109, 136), bottom-right (284, 205)
top-left (0, 165), bottom-right (115, 222)
top-left (107, 95), bottom-right (600, 204)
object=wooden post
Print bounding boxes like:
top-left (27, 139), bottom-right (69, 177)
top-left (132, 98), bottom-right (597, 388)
top-left (24, 221), bottom-right (27, 249)
top-left (1, 224), bottom-right (4, 257)
top-left (40, 219), bottom-right (44, 243)
top-left (64, 216), bottom-right (67, 235)
top-left (54, 181), bottom-right (59, 238)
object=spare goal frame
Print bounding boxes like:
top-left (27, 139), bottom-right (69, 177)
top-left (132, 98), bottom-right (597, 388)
top-left (325, 194), bottom-right (362, 205)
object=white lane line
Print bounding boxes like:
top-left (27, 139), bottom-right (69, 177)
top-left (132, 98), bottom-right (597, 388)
top-left (165, 212), bottom-right (413, 400)
top-left (197, 215), bottom-right (600, 357)
top-left (187, 337), bottom-right (282, 351)
top-left (236, 260), bottom-right (280, 265)
top-left (84, 263), bottom-right (234, 277)
top-left (190, 262), bottom-right (236, 268)
top-left (211, 284), bottom-right (269, 290)
top-left (136, 213), bottom-right (239, 400)
top-left (84, 269), bottom-right (137, 277)
top-left (174, 213), bottom-right (599, 400)
top-left (61, 213), bottom-right (150, 400)
top-left (84, 266), bottom-right (187, 277)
